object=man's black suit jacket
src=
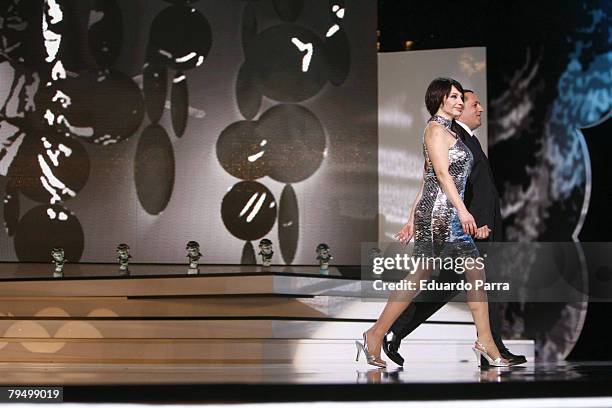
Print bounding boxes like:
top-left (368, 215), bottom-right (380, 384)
top-left (452, 121), bottom-right (503, 242)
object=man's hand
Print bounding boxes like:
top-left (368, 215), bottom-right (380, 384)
top-left (394, 221), bottom-right (414, 246)
top-left (474, 225), bottom-right (491, 240)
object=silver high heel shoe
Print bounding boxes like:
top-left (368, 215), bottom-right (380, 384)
top-left (355, 332), bottom-right (387, 368)
top-left (472, 340), bottom-right (510, 367)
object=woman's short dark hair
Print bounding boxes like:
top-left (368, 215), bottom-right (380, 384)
top-left (425, 77), bottom-right (464, 116)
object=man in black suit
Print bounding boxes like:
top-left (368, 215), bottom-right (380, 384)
top-left (384, 90), bottom-right (526, 366)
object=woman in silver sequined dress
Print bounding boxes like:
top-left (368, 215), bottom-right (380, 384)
top-left (355, 78), bottom-right (509, 368)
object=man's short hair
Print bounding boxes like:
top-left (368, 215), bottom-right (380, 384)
top-left (425, 77), bottom-right (464, 116)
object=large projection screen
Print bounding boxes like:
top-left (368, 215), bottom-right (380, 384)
top-left (378, 47), bottom-right (487, 242)
top-left (0, 1), bottom-right (378, 265)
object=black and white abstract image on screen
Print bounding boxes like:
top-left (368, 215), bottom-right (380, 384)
top-left (0, 0), bottom-right (378, 264)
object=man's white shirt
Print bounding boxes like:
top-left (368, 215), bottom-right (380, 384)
top-left (456, 120), bottom-right (474, 137)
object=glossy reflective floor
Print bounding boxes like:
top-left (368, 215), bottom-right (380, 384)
top-left (0, 361), bottom-right (609, 385)
top-left (2, 361), bottom-right (611, 403)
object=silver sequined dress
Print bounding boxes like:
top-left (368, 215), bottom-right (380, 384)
top-left (413, 115), bottom-right (478, 259)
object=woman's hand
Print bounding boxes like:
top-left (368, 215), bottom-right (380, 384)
top-left (394, 221), bottom-right (414, 246)
top-left (458, 209), bottom-right (477, 236)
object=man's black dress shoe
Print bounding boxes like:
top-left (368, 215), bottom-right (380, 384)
top-left (501, 348), bottom-right (527, 365)
top-left (480, 348), bottom-right (527, 367)
top-left (382, 332), bottom-right (404, 366)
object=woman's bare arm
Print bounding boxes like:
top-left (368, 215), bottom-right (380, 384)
top-left (395, 165), bottom-right (425, 245)
top-left (407, 176), bottom-right (424, 224)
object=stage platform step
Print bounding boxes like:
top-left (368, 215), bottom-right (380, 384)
top-left (0, 296), bottom-right (472, 321)
top-left (0, 271), bottom-right (360, 298)
top-left (0, 319), bottom-right (475, 340)
top-left (0, 265), bottom-right (534, 364)
top-left (0, 337), bottom-right (533, 364)
top-left (0, 264), bottom-right (349, 280)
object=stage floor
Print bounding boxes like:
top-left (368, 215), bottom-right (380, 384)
top-left (0, 361), bottom-right (576, 385)
top-left (1, 361), bottom-right (611, 402)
